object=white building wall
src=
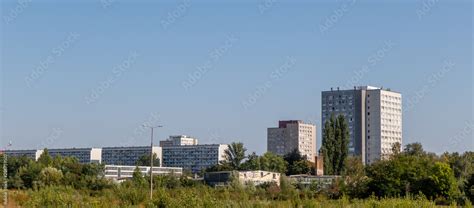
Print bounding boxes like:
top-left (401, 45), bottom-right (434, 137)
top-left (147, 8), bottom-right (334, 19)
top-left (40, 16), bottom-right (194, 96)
top-left (152, 146), bottom-right (162, 167)
top-left (366, 89), bottom-right (402, 164)
top-left (238, 171), bottom-right (281, 186)
top-left (90, 148), bottom-right (102, 163)
top-left (268, 121), bottom-right (316, 163)
top-left (35, 150), bottom-right (44, 160)
top-left (218, 144), bottom-right (229, 162)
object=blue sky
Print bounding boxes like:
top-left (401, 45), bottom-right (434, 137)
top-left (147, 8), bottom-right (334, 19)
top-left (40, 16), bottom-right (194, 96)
top-left (1, 0), bottom-right (472, 154)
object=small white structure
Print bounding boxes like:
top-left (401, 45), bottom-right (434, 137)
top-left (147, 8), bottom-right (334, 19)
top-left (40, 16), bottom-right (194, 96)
top-left (238, 170), bottom-right (281, 186)
top-left (204, 170), bottom-right (281, 187)
top-left (104, 165), bottom-right (182, 181)
top-left (288, 175), bottom-right (340, 190)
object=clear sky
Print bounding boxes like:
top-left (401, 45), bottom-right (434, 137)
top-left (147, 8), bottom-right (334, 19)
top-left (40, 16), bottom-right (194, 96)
top-left (1, 0), bottom-right (472, 154)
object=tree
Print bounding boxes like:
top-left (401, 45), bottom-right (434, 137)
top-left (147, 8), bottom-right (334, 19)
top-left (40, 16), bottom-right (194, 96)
top-left (321, 114), bottom-right (350, 175)
top-left (222, 142), bottom-right (247, 170)
top-left (136, 153), bottom-right (160, 167)
top-left (465, 173), bottom-right (474, 203)
top-left (241, 152), bottom-right (261, 171)
top-left (37, 149), bottom-right (52, 167)
top-left (404, 143), bottom-right (425, 156)
top-left (39, 167), bottom-right (63, 186)
top-left (366, 143), bottom-right (460, 203)
top-left (131, 167), bottom-right (147, 188)
top-left (18, 160), bottom-right (43, 189)
top-left (260, 152), bottom-right (287, 173)
top-left (284, 149), bottom-right (311, 175)
top-left (441, 152), bottom-right (474, 180)
top-left (391, 142), bottom-right (401, 156)
top-left (424, 162), bottom-right (459, 201)
top-left (342, 156), bottom-right (369, 199)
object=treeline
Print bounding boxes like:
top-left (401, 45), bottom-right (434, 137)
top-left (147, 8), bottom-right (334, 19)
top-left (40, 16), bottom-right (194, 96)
top-left (343, 144), bottom-right (474, 205)
top-left (206, 141), bottom-right (474, 205)
top-left (205, 142), bottom-right (316, 176)
top-left (0, 149), bottom-right (111, 191)
top-left (0, 142), bottom-right (473, 206)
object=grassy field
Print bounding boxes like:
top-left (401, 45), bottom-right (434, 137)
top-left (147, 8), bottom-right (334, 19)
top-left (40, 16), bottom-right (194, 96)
top-left (1, 187), bottom-right (470, 208)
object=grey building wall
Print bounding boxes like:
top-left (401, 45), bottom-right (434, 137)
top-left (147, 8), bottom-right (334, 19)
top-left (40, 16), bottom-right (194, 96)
top-left (48, 148), bottom-right (94, 164)
top-left (101, 146), bottom-right (156, 166)
top-left (4, 149), bottom-right (40, 160)
top-left (321, 86), bottom-right (402, 165)
top-left (322, 89), bottom-right (364, 162)
top-left (162, 144), bottom-right (227, 174)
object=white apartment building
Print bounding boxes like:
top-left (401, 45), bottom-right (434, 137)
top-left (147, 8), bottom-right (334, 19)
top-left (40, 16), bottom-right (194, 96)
top-left (267, 120), bottom-right (317, 163)
top-left (104, 165), bottom-right (182, 181)
top-left (366, 88), bottom-right (402, 163)
top-left (159, 135), bottom-right (198, 147)
top-left (322, 86), bottom-right (402, 164)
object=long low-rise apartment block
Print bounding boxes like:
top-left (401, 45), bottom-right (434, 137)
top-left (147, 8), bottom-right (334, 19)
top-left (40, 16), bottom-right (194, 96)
top-left (4, 149), bottom-right (43, 160)
top-left (48, 148), bottom-right (102, 164)
top-left (4, 146), bottom-right (161, 166)
top-left (162, 144), bottom-right (228, 174)
top-left (4, 135), bottom-right (228, 174)
top-left (101, 146), bottom-right (162, 166)
top-left (4, 148), bottom-right (101, 164)
top-left (104, 165), bottom-right (182, 181)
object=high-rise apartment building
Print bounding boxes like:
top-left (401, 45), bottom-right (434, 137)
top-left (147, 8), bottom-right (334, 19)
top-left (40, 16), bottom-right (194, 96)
top-left (321, 86), bottom-right (402, 164)
top-left (267, 120), bottom-right (317, 163)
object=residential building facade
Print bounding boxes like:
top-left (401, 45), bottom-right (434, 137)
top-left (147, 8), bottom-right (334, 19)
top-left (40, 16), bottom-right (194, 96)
top-left (5, 148), bottom-right (102, 164)
top-left (267, 120), bottom-right (317, 162)
top-left (101, 146), bottom-right (162, 166)
top-left (4, 149), bottom-right (43, 160)
top-left (289, 175), bottom-right (340, 190)
top-left (104, 165), bottom-right (182, 181)
top-left (162, 144), bottom-right (228, 173)
top-left (159, 135), bottom-right (198, 147)
top-left (321, 86), bottom-right (402, 164)
top-left (204, 170), bottom-right (281, 187)
top-left (48, 148), bottom-right (102, 164)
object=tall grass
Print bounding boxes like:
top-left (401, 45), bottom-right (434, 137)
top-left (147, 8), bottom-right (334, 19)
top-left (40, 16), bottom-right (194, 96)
top-left (2, 186), bottom-right (470, 208)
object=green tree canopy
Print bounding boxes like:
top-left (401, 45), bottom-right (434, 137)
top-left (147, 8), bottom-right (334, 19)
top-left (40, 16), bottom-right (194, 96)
top-left (37, 149), bottom-right (52, 167)
top-left (222, 142), bottom-right (247, 170)
top-left (321, 114), bottom-right (349, 175)
top-left (366, 143), bottom-right (459, 202)
top-left (284, 149), bottom-right (311, 175)
top-left (136, 153), bottom-right (160, 167)
top-left (39, 167), bottom-right (63, 187)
